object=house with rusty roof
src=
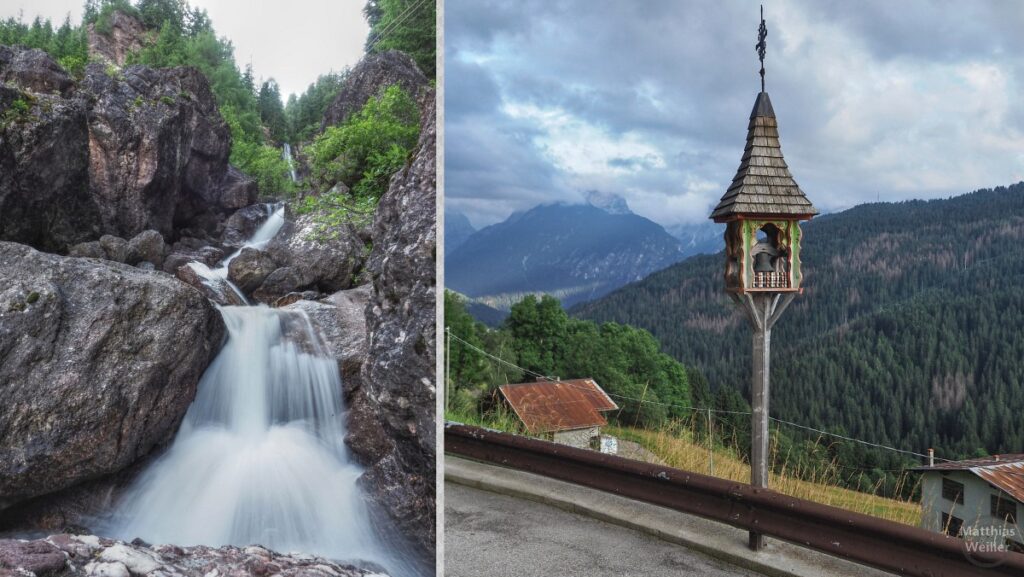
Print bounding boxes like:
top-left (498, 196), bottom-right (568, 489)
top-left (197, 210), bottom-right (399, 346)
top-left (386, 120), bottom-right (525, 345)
top-left (914, 454), bottom-right (1024, 552)
top-left (498, 378), bottom-right (618, 450)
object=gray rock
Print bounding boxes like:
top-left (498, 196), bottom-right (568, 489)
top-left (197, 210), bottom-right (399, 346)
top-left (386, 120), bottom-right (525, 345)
top-left (68, 241), bottom-right (105, 259)
top-left (217, 165), bottom-right (258, 210)
top-left (283, 284), bottom-right (371, 395)
top-left (265, 209), bottom-right (365, 293)
top-left (0, 242), bottom-right (224, 510)
top-left (126, 230), bottom-right (165, 267)
top-left (174, 264), bottom-right (244, 307)
top-left (162, 246), bottom-right (223, 274)
top-left (98, 235), bottom-right (128, 263)
top-left (252, 267), bottom-right (302, 305)
top-left (226, 247), bottom-right (276, 293)
top-left (0, 535), bottom-right (383, 577)
top-left (86, 9), bottom-right (146, 67)
top-left (321, 50), bottom-right (427, 130)
top-left (222, 204), bottom-right (275, 248)
top-left (0, 49), bottom-right (98, 252)
top-left (351, 89), bottom-right (436, 557)
top-left (135, 261), bottom-right (155, 271)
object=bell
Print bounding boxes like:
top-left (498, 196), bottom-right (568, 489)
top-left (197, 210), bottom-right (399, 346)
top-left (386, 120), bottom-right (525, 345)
top-left (753, 251), bottom-right (774, 273)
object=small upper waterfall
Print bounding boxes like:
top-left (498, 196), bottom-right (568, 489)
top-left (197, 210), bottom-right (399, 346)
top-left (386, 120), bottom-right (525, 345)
top-left (283, 143), bottom-right (298, 183)
top-left (108, 207), bottom-right (413, 575)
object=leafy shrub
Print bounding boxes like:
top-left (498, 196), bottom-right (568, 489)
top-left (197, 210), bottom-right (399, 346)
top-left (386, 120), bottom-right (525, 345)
top-left (307, 84), bottom-right (419, 199)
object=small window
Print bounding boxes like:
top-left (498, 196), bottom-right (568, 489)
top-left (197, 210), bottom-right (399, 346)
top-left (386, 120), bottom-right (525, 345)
top-left (1006, 539), bottom-right (1024, 554)
top-left (942, 478), bottom-right (964, 504)
top-left (992, 494), bottom-right (1017, 524)
top-left (942, 512), bottom-right (963, 537)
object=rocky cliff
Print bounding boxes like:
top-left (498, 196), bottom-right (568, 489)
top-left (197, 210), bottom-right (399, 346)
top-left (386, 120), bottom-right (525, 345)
top-left (0, 46), bottom-right (254, 253)
top-left (347, 89), bottom-right (436, 557)
top-left (321, 50), bottom-right (428, 130)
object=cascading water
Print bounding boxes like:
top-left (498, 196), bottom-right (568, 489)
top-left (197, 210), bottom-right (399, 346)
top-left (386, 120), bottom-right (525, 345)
top-left (108, 209), bottom-right (415, 575)
top-left (283, 143), bottom-right (298, 183)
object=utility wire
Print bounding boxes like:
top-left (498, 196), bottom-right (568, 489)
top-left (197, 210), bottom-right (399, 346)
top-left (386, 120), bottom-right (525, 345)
top-left (447, 328), bottom-right (951, 464)
top-left (365, 0), bottom-right (431, 51)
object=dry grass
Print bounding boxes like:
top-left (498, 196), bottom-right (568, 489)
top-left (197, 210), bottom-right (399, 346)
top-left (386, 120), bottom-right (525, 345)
top-left (607, 425), bottom-right (922, 526)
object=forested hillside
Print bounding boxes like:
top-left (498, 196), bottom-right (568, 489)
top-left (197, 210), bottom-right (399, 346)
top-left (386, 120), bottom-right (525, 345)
top-left (574, 183), bottom-right (1024, 460)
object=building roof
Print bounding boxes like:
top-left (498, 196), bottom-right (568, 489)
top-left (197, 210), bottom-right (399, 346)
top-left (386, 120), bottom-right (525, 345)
top-left (710, 91), bottom-right (818, 222)
top-left (915, 454), bottom-right (1024, 503)
top-left (498, 379), bottom-right (619, 435)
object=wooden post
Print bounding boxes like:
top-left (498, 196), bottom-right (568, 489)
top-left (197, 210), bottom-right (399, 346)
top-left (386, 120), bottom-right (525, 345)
top-left (732, 291), bottom-right (795, 551)
top-left (750, 294), bottom-right (771, 550)
top-left (445, 327), bottom-right (451, 413)
top-left (708, 407), bottom-right (714, 476)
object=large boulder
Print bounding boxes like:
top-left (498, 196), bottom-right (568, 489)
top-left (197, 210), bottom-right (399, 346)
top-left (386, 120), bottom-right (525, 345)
top-left (0, 48), bottom-right (98, 252)
top-left (86, 10), bottom-right (147, 67)
top-left (265, 208), bottom-right (365, 293)
top-left (321, 50), bottom-right (428, 130)
top-left (0, 535), bottom-right (382, 577)
top-left (226, 247), bottom-right (277, 293)
top-left (283, 285), bottom-right (371, 392)
top-left (350, 90), bottom-right (436, 557)
top-left (0, 242), bottom-right (225, 510)
top-left (125, 229), bottom-right (166, 267)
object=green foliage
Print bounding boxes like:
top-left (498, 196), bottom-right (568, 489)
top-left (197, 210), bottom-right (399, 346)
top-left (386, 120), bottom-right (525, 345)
top-left (221, 105), bottom-right (297, 197)
top-left (365, 0), bottom-right (436, 77)
top-left (446, 291), bottom-right (693, 430)
top-left (307, 84), bottom-right (419, 198)
top-left (258, 79), bottom-right (288, 143)
top-left (2, 97), bottom-right (32, 126)
top-left (284, 71), bottom-right (346, 143)
top-left (0, 13), bottom-right (88, 77)
top-left (294, 192), bottom-right (377, 241)
top-left (575, 182), bottom-right (1024, 496)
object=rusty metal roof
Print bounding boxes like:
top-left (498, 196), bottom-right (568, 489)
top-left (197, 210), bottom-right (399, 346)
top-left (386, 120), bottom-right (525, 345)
top-left (498, 379), bottom-right (618, 434)
top-left (915, 454), bottom-right (1024, 503)
top-left (710, 91), bottom-right (818, 222)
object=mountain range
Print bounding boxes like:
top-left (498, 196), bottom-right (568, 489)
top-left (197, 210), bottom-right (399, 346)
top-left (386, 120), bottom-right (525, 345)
top-left (573, 182), bottom-right (1024, 459)
top-left (446, 195), bottom-right (686, 316)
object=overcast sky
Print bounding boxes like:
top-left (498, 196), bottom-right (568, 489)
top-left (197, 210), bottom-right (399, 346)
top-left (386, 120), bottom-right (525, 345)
top-left (446, 0), bottom-right (1024, 229)
top-left (0, 0), bottom-right (368, 98)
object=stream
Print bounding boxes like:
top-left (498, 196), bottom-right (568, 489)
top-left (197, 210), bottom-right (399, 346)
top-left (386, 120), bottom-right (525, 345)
top-left (104, 209), bottom-right (418, 576)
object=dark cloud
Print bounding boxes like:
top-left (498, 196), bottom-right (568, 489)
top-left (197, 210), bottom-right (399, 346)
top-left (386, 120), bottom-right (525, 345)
top-left (446, 0), bottom-right (1024, 227)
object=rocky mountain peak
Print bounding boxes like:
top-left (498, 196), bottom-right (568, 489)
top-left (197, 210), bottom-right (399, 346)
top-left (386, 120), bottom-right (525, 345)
top-left (585, 190), bottom-right (633, 215)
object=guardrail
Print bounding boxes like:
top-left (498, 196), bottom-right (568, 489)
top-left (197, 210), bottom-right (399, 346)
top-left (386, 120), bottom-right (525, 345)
top-left (445, 423), bottom-right (1024, 577)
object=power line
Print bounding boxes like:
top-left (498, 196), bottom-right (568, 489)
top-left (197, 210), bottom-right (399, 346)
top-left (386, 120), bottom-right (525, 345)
top-left (446, 328), bottom-right (950, 464)
top-left (365, 0), bottom-right (431, 51)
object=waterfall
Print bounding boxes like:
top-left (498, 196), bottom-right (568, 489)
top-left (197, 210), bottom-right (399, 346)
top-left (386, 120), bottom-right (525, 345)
top-left (107, 208), bottom-right (416, 576)
top-left (283, 143), bottom-right (298, 183)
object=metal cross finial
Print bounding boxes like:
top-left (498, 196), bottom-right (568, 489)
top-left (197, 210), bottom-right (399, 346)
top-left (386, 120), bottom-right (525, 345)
top-left (756, 5), bottom-right (767, 92)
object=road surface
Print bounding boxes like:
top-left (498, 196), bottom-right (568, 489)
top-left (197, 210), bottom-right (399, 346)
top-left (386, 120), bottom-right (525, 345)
top-left (445, 482), bottom-right (763, 577)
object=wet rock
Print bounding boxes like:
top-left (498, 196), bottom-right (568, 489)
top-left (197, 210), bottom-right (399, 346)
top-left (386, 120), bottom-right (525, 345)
top-left (0, 242), bottom-right (224, 509)
top-left (282, 285), bottom-right (371, 392)
top-left (222, 204), bottom-right (275, 248)
top-left (352, 89), bottom-right (436, 557)
top-left (272, 291), bottom-right (322, 308)
top-left (86, 10), bottom-right (146, 67)
top-left (0, 539), bottom-right (66, 576)
top-left (97, 235), bottom-right (128, 263)
top-left (162, 246), bottom-right (223, 274)
top-left (0, 536), bottom-right (383, 577)
top-left (175, 263), bottom-right (244, 307)
top-left (321, 50), bottom-right (427, 129)
top-left (135, 261), bottom-right (155, 271)
top-left (68, 241), bottom-right (105, 259)
top-left (227, 247), bottom-right (277, 293)
top-left (125, 230), bottom-right (165, 267)
top-left (252, 267), bottom-right (302, 304)
top-left (265, 209), bottom-right (365, 293)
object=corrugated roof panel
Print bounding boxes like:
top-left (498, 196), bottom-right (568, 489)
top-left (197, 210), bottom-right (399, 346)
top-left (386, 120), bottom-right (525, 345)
top-left (499, 379), bottom-right (619, 434)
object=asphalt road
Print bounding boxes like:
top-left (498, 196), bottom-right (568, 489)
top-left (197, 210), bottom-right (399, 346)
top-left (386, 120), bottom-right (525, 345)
top-left (444, 482), bottom-right (763, 577)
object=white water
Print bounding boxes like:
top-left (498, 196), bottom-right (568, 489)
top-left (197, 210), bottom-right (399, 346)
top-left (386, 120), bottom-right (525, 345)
top-left (283, 143), bottom-right (298, 183)
top-left (109, 209), bottom-right (414, 575)
top-left (187, 204), bottom-right (284, 304)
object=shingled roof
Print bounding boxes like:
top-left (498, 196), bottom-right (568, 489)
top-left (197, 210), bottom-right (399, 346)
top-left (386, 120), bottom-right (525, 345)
top-left (710, 92), bottom-right (818, 222)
